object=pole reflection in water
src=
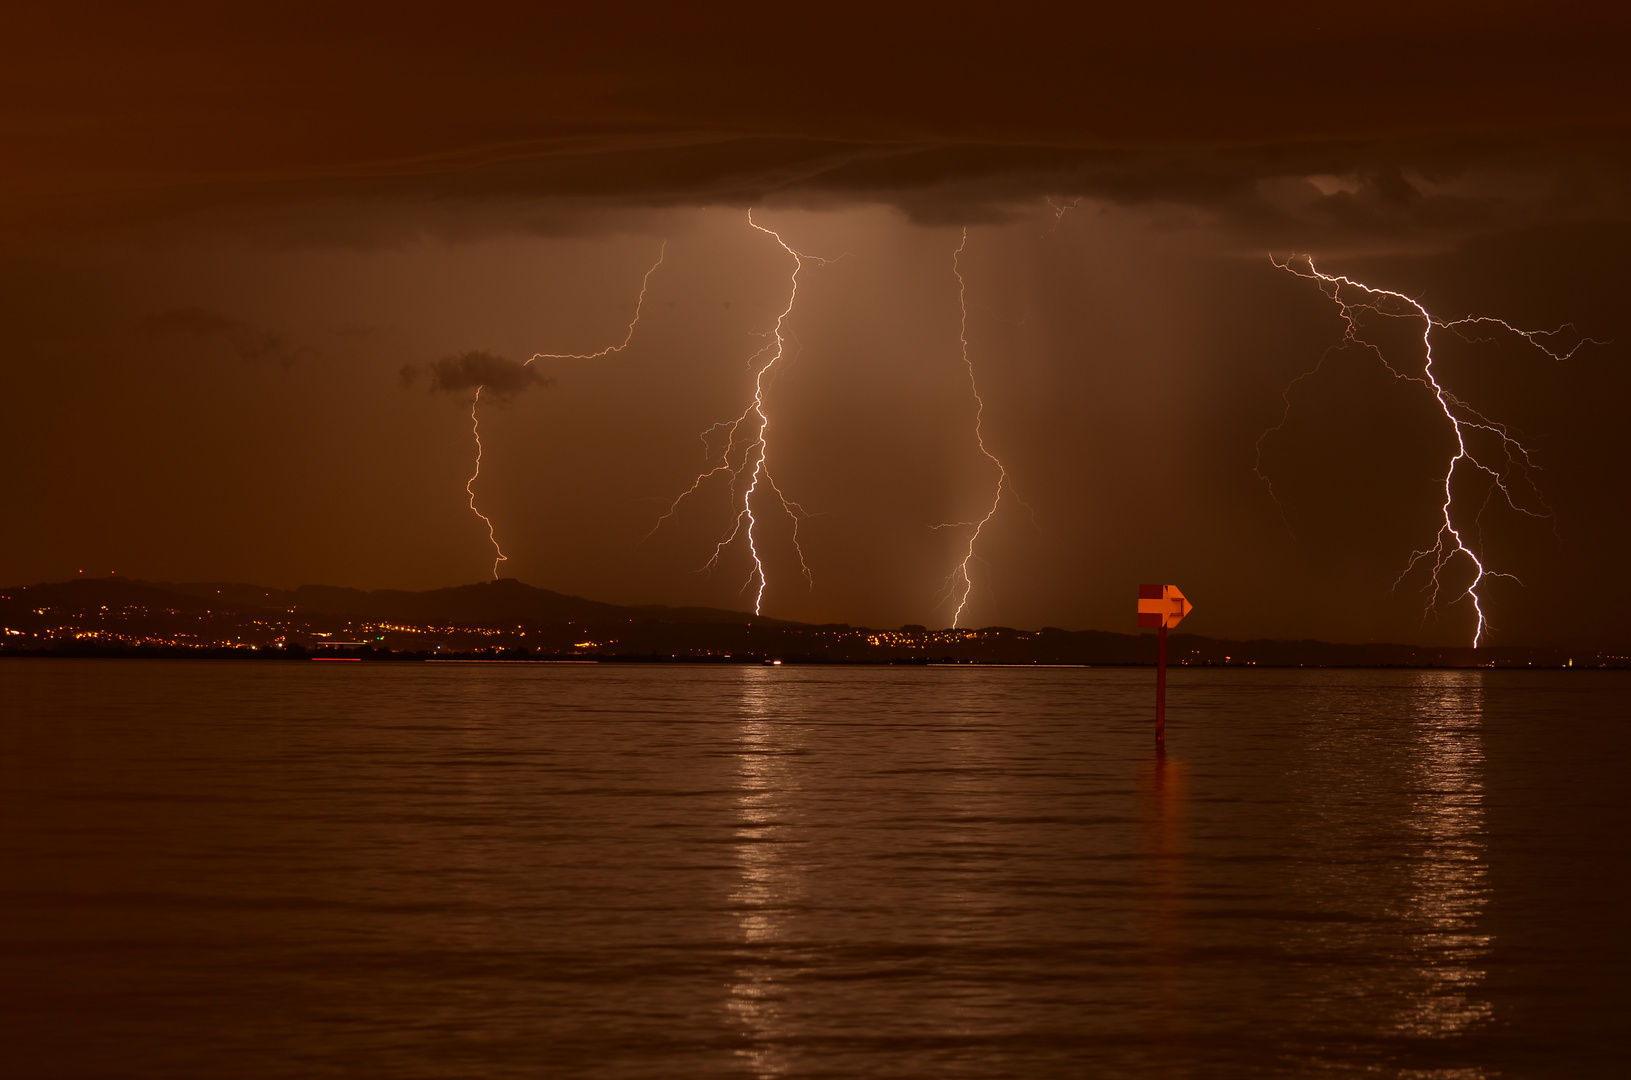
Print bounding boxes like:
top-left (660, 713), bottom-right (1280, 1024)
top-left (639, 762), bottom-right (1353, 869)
top-left (729, 667), bottom-right (805, 1078)
top-left (1139, 751), bottom-right (1189, 1071)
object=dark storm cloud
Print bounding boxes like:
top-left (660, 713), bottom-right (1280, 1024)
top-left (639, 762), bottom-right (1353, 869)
top-left (138, 307), bottom-right (317, 367)
top-left (4, 3), bottom-right (1627, 245)
top-left (399, 131), bottom-right (1619, 245)
top-left (30, 131), bottom-right (1625, 258)
top-left (402, 352), bottom-right (549, 400)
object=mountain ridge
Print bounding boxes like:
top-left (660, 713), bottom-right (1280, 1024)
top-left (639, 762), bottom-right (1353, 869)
top-left (5, 576), bottom-right (803, 628)
top-left (4, 576), bottom-right (1626, 667)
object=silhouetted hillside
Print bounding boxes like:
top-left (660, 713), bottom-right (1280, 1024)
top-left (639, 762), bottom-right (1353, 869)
top-left (3, 576), bottom-right (1626, 667)
top-left (159, 577), bottom-right (798, 627)
top-left (3, 577), bottom-right (227, 614)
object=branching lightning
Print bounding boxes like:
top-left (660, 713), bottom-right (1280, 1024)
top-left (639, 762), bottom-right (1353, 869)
top-left (646, 212), bottom-right (828, 615)
top-left (1044, 196), bottom-right (1083, 234)
top-left (941, 228), bottom-right (1013, 628)
top-left (464, 243), bottom-right (667, 578)
top-left (1259, 254), bottom-right (1599, 645)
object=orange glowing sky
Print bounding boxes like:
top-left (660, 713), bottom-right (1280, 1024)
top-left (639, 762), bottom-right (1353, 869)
top-left (2, 2), bottom-right (1628, 646)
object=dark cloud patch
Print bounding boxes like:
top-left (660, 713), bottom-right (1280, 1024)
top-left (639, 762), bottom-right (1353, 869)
top-left (402, 352), bottom-right (550, 401)
top-left (138, 306), bottom-right (317, 367)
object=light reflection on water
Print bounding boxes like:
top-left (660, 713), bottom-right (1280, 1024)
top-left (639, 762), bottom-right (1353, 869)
top-left (1399, 673), bottom-right (1491, 1047)
top-left (729, 669), bottom-right (803, 1078)
top-left (1276, 670), bottom-right (1493, 1076)
top-left (0, 661), bottom-right (1622, 1079)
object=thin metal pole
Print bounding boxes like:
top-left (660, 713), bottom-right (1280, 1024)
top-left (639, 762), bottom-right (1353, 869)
top-left (1156, 623), bottom-right (1167, 750)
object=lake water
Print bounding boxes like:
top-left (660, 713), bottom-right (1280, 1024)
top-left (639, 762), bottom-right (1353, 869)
top-left (2, 661), bottom-right (1627, 1077)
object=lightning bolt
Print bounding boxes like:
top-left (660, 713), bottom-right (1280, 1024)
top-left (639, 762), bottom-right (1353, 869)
top-left (464, 243), bottom-right (666, 578)
top-left (942, 228), bottom-right (1013, 628)
top-left (1259, 254), bottom-right (1599, 646)
top-left (647, 212), bottom-right (826, 615)
top-left (525, 243), bottom-right (666, 367)
top-left (1044, 196), bottom-right (1083, 234)
top-left (466, 386), bottom-right (508, 578)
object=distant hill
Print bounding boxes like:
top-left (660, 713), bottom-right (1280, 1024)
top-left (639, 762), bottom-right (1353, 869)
top-left (154, 577), bottom-right (799, 628)
top-left (2, 576), bottom-right (1625, 667)
top-left (2, 575), bottom-right (804, 627)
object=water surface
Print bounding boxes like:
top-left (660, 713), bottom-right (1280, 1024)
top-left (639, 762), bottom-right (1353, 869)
top-left (2, 662), bottom-right (1627, 1077)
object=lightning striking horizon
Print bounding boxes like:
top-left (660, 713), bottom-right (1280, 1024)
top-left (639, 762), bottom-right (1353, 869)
top-left (466, 386), bottom-right (508, 577)
top-left (1259, 254), bottom-right (1599, 646)
top-left (646, 212), bottom-right (825, 615)
top-left (941, 228), bottom-right (1012, 628)
top-left (465, 243), bottom-right (667, 578)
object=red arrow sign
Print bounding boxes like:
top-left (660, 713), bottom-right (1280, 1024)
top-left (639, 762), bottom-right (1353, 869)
top-left (1136, 584), bottom-right (1191, 629)
top-left (1136, 583), bottom-right (1191, 751)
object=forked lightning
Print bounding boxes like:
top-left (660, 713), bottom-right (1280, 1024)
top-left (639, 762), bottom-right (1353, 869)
top-left (1261, 255), bottom-right (1597, 645)
top-left (465, 244), bottom-right (667, 577)
top-left (647, 212), bottom-right (827, 615)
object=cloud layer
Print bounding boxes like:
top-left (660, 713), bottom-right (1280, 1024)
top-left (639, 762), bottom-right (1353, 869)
top-left (5, 3), bottom-right (1628, 244)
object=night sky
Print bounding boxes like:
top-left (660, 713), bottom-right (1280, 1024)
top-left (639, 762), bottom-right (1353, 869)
top-left (4, 3), bottom-right (1628, 647)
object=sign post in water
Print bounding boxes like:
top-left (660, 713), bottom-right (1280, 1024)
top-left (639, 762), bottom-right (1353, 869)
top-left (1137, 584), bottom-right (1192, 750)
